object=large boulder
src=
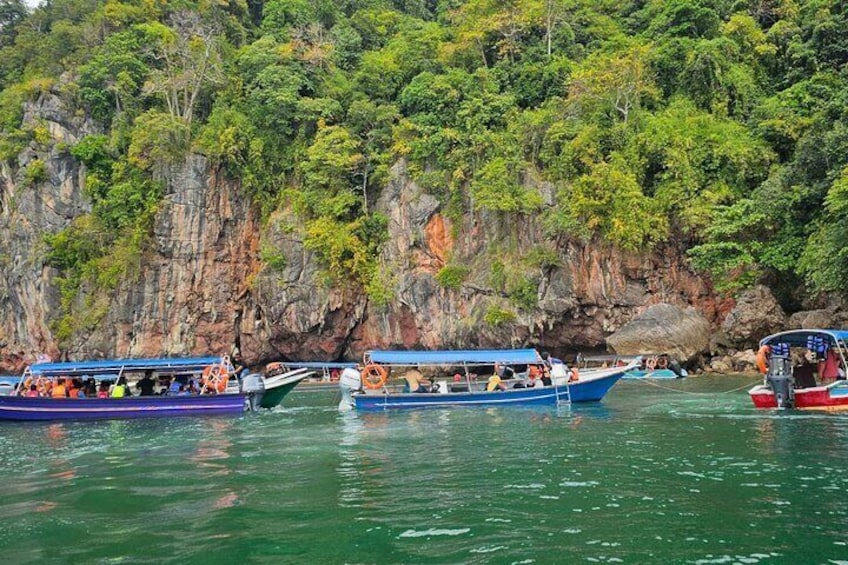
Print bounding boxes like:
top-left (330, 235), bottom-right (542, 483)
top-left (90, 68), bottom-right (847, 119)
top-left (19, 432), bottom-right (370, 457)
top-left (721, 285), bottom-right (786, 348)
top-left (606, 303), bottom-right (711, 361)
top-left (787, 309), bottom-right (835, 329)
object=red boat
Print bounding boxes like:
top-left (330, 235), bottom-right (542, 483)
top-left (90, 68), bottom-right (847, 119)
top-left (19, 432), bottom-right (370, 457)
top-left (749, 329), bottom-right (848, 410)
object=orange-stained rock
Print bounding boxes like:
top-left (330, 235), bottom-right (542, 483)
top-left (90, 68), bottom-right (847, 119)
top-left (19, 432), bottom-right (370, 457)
top-left (423, 213), bottom-right (452, 269)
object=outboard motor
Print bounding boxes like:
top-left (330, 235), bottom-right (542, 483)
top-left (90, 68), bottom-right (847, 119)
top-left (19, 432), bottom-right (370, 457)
top-left (766, 355), bottom-right (794, 409)
top-left (241, 372), bottom-right (265, 412)
top-left (338, 368), bottom-right (361, 412)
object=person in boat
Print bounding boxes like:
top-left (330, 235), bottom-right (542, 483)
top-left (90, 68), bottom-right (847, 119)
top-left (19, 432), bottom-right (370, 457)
top-left (486, 375), bottom-right (505, 392)
top-left (136, 370), bottom-right (156, 396)
top-left (110, 376), bottom-right (129, 398)
top-left (402, 370), bottom-right (428, 393)
top-left (168, 377), bottom-right (183, 395)
top-left (230, 352), bottom-right (248, 383)
top-left (539, 365), bottom-right (552, 387)
top-left (83, 378), bottom-right (97, 397)
top-left (527, 365), bottom-right (544, 388)
top-left (26, 384), bottom-right (39, 397)
top-left (794, 350), bottom-right (818, 389)
top-left (97, 382), bottom-right (110, 398)
top-left (51, 378), bottom-right (68, 399)
top-left (818, 348), bottom-right (841, 384)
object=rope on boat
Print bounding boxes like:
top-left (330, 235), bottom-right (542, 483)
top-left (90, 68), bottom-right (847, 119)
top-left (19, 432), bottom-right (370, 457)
top-left (629, 377), bottom-right (762, 395)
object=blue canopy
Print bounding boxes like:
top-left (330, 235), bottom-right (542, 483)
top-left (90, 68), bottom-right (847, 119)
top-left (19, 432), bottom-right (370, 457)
top-left (284, 362), bottom-right (356, 369)
top-left (760, 329), bottom-right (848, 347)
top-left (365, 349), bottom-right (542, 366)
top-left (28, 357), bottom-right (224, 377)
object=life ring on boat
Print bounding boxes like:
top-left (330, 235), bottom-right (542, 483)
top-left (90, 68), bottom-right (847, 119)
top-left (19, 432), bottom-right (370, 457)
top-left (202, 365), bottom-right (229, 393)
top-left (645, 356), bottom-right (658, 371)
top-left (362, 364), bottom-right (388, 390)
top-left (756, 345), bottom-right (771, 374)
top-left (265, 362), bottom-right (285, 377)
top-left (656, 356), bottom-right (669, 370)
top-left (570, 367), bottom-right (579, 382)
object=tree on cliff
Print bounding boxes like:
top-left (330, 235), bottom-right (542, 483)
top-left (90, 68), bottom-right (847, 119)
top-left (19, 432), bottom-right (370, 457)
top-left (4, 0), bottom-right (848, 344)
top-left (141, 11), bottom-right (224, 130)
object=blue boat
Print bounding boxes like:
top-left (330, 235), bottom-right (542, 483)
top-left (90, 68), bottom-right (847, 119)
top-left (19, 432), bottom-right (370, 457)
top-left (578, 354), bottom-right (687, 379)
top-left (0, 356), bottom-right (247, 421)
top-left (339, 349), bottom-right (634, 411)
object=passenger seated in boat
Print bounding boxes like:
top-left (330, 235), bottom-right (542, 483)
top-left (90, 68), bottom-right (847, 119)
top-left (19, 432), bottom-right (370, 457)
top-left (97, 382), bottom-right (110, 398)
top-left (818, 349), bottom-right (841, 384)
top-left (110, 376), bottom-right (129, 398)
top-left (136, 371), bottom-right (156, 396)
top-left (539, 367), bottom-right (552, 387)
top-left (168, 378), bottom-right (182, 395)
top-left (26, 384), bottom-right (39, 397)
top-left (794, 351), bottom-right (817, 389)
top-left (486, 375), bottom-right (505, 392)
top-left (51, 378), bottom-right (68, 399)
top-left (527, 365), bottom-right (544, 388)
top-left (403, 370), bottom-right (428, 393)
top-left (83, 378), bottom-right (97, 397)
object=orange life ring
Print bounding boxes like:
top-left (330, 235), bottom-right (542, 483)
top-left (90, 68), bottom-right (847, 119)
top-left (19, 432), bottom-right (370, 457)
top-left (570, 367), bottom-right (579, 382)
top-left (657, 356), bottom-right (669, 370)
top-left (202, 365), bottom-right (229, 393)
top-left (756, 345), bottom-right (770, 374)
top-left (645, 356), bottom-right (657, 371)
top-left (362, 364), bottom-right (388, 390)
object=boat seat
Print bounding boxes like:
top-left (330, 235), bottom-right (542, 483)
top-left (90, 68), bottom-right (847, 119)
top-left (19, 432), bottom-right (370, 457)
top-left (793, 364), bottom-right (817, 389)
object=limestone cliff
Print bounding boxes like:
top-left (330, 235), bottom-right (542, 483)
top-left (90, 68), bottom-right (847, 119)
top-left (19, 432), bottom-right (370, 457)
top-left (0, 91), bottom-right (727, 370)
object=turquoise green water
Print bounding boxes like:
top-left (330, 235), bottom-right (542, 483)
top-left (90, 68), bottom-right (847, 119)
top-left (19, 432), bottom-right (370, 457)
top-left (1, 376), bottom-right (847, 564)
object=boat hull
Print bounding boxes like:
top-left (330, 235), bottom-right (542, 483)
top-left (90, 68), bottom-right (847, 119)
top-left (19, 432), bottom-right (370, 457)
top-left (352, 371), bottom-right (624, 411)
top-left (622, 369), bottom-right (680, 379)
top-left (259, 377), bottom-right (306, 409)
top-left (0, 394), bottom-right (246, 421)
top-left (749, 381), bottom-right (848, 411)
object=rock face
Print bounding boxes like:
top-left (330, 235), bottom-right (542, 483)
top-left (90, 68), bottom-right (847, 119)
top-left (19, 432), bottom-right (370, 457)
top-left (1, 92), bottom-right (731, 369)
top-left (721, 285), bottom-right (786, 348)
top-left (706, 349), bottom-right (758, 374)
top-left (606, 303), bottom-right (712, 362)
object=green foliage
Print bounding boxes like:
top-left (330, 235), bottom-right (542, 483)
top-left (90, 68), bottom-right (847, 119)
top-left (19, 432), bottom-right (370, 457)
top-left (78, 27), bottom-right (153, 123)
top-left (548, 158), bottom-right (667, 251)
top-left (259, 241), bottom-right (287, 272)
top-left (364, 262), bottom-right (395, 307)
top-left (128, 110), bottom-right (190, 170)
top-left (195, 106), bottom-right (256, 172)
top-left (470, 154), bottom-right (544, 213)
top-left (23, 159), bottom-right (48, 186)
top-left (484, 304), bottom-right (517, 327)
top-left (0, 83), bottom-right (29, 160)
top-left (799, 168), bottom-right (848, 293)
top-left (435, 264), bottom-right (469, 290)
top-left (5, 0), bottom-right (848, 319)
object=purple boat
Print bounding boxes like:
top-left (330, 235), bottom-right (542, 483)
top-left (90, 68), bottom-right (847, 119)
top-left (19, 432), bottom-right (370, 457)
top-left (0, 356), bottom-right (246, 421)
